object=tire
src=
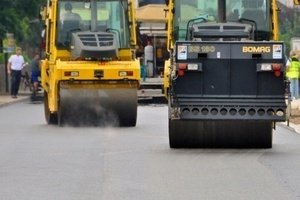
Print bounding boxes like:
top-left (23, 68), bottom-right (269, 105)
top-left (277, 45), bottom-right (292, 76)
top-left (57, 91), bottom-right (69, 127)
top-left (57, 99), bottom-right (65, 127)
top-left (119, 114), bottom-right (137, 127)
top-left (118, 103), bottom-right (137, 127)
top-left (44, 91), bottom-right (58, 125)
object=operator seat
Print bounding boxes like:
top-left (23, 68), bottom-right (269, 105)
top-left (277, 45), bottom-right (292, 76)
top-left (60, 20), bottom-right (81, 43)
top-left (240, 0), bottom-right (265, 29)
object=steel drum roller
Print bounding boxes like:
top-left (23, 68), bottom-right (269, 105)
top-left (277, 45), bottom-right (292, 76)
top-left (169, 120), bottom-right (272, 148)
top-left (58, 83), bottom-right (137, 127)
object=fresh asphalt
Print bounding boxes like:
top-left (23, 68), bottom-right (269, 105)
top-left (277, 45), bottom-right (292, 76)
top-left (1, 91), bottom-right (300, 134)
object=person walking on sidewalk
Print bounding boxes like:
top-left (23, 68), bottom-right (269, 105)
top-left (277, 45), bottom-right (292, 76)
top-left (7, 47), bottom-right (26, 98)
top-left (30, 53), bottom-right (41, 102)
top-left (286, 50), bottom-right (300, 100)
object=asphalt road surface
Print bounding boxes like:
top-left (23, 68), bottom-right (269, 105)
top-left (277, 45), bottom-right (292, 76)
top-left (0, 102), bottom-right (300, 200)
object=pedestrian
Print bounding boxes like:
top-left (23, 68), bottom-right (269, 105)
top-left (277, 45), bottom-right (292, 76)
top-left (144, 41), bottom-right (154, 77)
top-left (30, 53), bottom-right (41, 102)
top-left (286, 50), bottom-right (300, 100)
top-left (7, 47), bottom-right (26, 98)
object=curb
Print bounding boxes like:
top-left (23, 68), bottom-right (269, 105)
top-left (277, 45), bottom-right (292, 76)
top-left (277, 121), bottom-right (300, 134)
top-left (278, 122), bottom-right (296, 132)
top-left (0, 96), bottom-right (30, 109)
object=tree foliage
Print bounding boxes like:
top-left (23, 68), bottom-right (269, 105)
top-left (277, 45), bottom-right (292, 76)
top-left (279, 10), bottom-right (300, 54)
top-left (0, 0), bottom-right (46, 51)
top-left (0, 0), bottom-right (299, 55)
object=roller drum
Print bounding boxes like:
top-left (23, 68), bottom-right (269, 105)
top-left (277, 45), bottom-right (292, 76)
top-left (58, 87), bottom-right (137, 127)
top-left (169, 119), bottom-right (272, 148)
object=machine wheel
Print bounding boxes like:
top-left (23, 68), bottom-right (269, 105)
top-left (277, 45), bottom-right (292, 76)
top-left (118, 102), bottom-right (137, 127)
top-left (169, 119), bottom-right (272, 148)
top-left (57, 99), bottom-right (66, 127)
top-left (118, 111), bottom-right (137, 127)
top-left (57, 90), bottom-right (75, 126)
top-left (44, 91), bottom-right (58, 125)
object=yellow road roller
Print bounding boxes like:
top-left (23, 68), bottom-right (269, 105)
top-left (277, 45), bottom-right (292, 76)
top-left (40, 0), bottom-right (140, 126)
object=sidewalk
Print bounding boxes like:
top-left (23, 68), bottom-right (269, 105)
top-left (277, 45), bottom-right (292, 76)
top-left (290, 99), bottom-right (300, 110)
top-left (0, 91), bottom-right (31, 108)
top-left (280, 99), bottom-right (300, 134)
top-left (279, 120), bottom-right (300, 135)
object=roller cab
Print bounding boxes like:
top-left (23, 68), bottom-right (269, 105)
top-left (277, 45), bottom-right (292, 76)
top-left (169, 41), bottom-right (286, 148)
top-left (165, 0), bottom-right (288, 148)
top-left (41, 0), bottom-right (140, 126)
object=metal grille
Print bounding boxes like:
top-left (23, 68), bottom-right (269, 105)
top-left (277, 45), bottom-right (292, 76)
top-left (77, 33), bottom-right (114, 47)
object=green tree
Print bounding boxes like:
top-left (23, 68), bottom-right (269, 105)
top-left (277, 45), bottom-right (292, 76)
top-left (278, 4), bottom-right (300, 54)
top-left (279, 14), bottom-right (300, 54)
top-left (0, 0), bottom-right (46, 54)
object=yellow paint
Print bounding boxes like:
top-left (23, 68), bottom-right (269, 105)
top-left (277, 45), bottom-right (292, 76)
top-left (41, 0), bottom-right (140, 114)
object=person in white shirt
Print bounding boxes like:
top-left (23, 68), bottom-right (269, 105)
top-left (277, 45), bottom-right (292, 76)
top-left (7, 47), bottom-right (26, 98)
top-left (60, 3), bottom-right (82, 24)
top-left (59, 3), bottom-right (83, 42)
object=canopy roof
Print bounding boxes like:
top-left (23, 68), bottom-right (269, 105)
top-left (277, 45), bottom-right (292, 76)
top-left (136, 4), bottom-right (168, 22)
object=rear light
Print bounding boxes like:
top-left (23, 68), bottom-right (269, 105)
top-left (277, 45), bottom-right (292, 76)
top-left (178, 70), bottom-right (185, 76)
top-left (127, 71), bottom-right (134, 76)
top-left (178, 63), bottom-right (187, 70)
top-left (187, 64), bottom-right (198, 70)
top-left (272, 64), bottom-right (281, 71)
top-left (258, 63), bottom-right (282, 72)
top-left (64, 71), bottom-right (79, 77)
top-left (260, 64), bottom-right (272, 71)
top-left (119, 71), bottom-right (133, 76)
top-left (274, 71), bottom-right (281, 77)
top-left (177, 63), bottom-right (202, 71)
top-left (257, 63), bottom-right (283, 77)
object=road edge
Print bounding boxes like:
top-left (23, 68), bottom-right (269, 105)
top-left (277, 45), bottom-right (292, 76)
top-left (277, 122), bottom-right (300, 134)
top-left (0, 96), bottom-right (30, 109)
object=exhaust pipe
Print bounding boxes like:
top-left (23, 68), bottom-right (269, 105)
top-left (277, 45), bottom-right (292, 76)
top-left (218, 0), bottom-right (226, 23)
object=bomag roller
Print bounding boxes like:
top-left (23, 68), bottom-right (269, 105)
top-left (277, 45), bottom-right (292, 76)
top-left (164, 0), bottom-right (291, 148)
top-left (40, 0), bottom-right (140, 126)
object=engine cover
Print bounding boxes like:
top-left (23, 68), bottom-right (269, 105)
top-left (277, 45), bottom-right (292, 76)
top-left (70, 31), bottom-right (118, 60)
